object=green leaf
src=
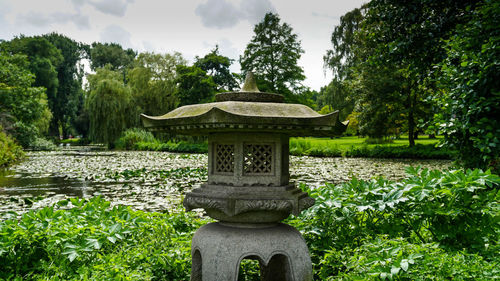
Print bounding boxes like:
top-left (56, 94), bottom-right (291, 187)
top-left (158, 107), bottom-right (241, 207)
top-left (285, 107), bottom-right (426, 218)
top-left (401, 260), bottom-right (409, 271)
top-left (107, 236), bottom-right (117, 243)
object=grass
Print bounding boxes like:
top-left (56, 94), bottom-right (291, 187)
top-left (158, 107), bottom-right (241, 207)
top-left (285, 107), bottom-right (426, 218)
top-left (290, 136), bottom-right (451, 159)
top-left (292, 136), bottom-right (442, 150)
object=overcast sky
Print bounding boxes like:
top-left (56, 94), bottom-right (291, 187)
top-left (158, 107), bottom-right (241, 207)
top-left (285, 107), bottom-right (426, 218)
top-left (0, 0), bottom-right (365, 91)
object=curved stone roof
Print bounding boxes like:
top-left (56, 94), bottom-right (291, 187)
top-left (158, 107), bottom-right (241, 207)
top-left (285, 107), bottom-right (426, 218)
top-left (149, 101), bottom-right (322, 119)
top-left (141, 101), bottom-right (348, 137)
top-left (141, 72), bottom-right (348, 137)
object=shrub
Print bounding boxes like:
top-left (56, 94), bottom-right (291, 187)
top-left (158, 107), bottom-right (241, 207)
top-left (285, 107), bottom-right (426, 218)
top-left (0, 129), bottom-right (24, 167)
top-left (345, 144), bottom-right (452, 159)
top-left (0, 197), bottom-right (207, 280)
top-left (289, 167), bottom-right (500, 279)
top-left (115, 128), bottom-right (156, 150)
top-left (59, 138), bottom-right (90, 146)
top-left (319, 236), bottom-right (499, 280)
top-left (134, 140), bottom-right (208, 153)
top-left (29, 137), bottom-right (58, 151)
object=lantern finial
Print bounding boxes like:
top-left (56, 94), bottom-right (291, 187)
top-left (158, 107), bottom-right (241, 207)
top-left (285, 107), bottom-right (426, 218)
top-left (241, 72), bottom-right (260, 92)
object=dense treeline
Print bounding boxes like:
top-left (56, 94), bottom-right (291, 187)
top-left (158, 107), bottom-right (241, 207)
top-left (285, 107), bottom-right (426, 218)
top-left (318, 0), bottom-right (499, 172)
top-left (1, 1), bottom-right (499, 172)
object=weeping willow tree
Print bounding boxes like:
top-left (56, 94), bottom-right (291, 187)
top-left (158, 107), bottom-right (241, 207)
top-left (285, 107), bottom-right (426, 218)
top-left (86, 67), bottom-right (132, 147)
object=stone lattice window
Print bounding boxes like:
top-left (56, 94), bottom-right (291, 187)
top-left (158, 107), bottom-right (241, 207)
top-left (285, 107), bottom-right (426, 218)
top-left (215, 144), bottom-right (234, 173)
top-left (244, 144), bottom-right (273, 174)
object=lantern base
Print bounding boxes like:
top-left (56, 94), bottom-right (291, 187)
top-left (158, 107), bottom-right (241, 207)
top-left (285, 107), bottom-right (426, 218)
top-left (190, 222), bottom-right (312, 281)
top-left (183, 183), bottom-right (315, 223)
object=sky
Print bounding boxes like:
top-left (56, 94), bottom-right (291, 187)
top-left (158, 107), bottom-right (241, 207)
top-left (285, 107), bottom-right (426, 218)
top-left (0, 0), bottom-right (366, 91)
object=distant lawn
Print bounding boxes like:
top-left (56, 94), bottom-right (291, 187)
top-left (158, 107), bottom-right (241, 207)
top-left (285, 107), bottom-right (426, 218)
top-left (292, 136), bottom-right (442, 151)
top-left (290, 136), bottom-right (450, 159)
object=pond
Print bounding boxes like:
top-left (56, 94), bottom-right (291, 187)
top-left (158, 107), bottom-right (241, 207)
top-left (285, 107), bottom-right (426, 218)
top-left (0, 150), bottom-right (451, 218)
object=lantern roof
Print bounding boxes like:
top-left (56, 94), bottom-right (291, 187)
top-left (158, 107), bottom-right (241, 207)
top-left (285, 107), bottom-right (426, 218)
top-left (141, 72), bottom-right (348, 136)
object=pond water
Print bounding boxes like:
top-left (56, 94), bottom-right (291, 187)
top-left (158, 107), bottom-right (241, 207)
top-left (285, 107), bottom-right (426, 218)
top-left (0, 150), bottom-right (452, 218)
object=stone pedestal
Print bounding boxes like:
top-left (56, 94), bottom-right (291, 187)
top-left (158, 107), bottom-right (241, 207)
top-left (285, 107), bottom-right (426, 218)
top-left (190, 222), bottom-right (312, 281)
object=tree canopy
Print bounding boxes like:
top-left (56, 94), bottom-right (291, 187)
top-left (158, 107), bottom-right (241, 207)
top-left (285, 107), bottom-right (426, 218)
top-left (89, 42), bottom-right (136, 71)
top-left (194, 46), bottom-right (238, 92)
top-left (240, 12), bottom-right (305, 101)
top-left (128, 52), bottom-right (186, 118)
top-left (0, 52), bottom-right (51, 147)
top-left (86, 66), bottom-right (132, 147)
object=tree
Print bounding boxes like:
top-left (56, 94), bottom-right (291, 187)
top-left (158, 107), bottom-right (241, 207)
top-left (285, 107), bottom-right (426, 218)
top-left (86, 66), bottom-right (132, 147)
top-left (317, 79), bottom-right (354, 121)
top-left (175, 65), bottom-right (217, 106)
top-left (0, 35), bottom-right (62, 136)
top-left (436, 0), bottom-right (500, 172)
top-left (0, 52), bottom-right (52, 147)
top-left (43, 33), bottom-right (87, 138)
top-left (128, 52), bottom-right (185, 120)
top-left (360, 0), bottom-right (475, 145)
top-left (89, 42), bottom-right (136, 71)
top-left (194, 46), bottom-right (238, 91)
top-left (240, 12), bottom-right (305, 101)
top-left (323, 8), bottom-right (364, 81)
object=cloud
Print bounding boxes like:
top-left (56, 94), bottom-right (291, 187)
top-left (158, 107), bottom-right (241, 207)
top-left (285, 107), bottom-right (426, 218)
top-left (195, 0), bottom-right (242, 29)
top-left (16, 11), bottom-right (90, 29)
top-left (100, 24), bottom-right (133, 48)
top-left (70, 0), bottom-right (134, 17)
top-left (195, 0), bottom-right (275, 29)
top-left (240, 0), bottom-right (276, 24)
top-left (89, 0), bottom-right (133, 17)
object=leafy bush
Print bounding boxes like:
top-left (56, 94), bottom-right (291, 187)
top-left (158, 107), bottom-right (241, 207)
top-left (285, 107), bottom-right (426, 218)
top-left (134, 140), bottom-right (208, 154)
top-left (345, 144), bottom-right (452, 159)
top-left (0, 129), bottom-right (24, 167)
top-left (319, 236), bottom-right (499, 280)
top-left (0, 197), bottom-right (207, 280)
top-left (29, 137), bottom-right (58, 151)
top-left (290, 167), bottom-right (500, 280)
top-left (290, 138), bottom-right (342, 157)
top-left (12, 121), bottom-right (38, 148)
top-left (436, 0), bottom-right (500, 173)
top-left (59, 138), bottom-right (90, 145)
top-left (115, 128), bottom-right (156, 150)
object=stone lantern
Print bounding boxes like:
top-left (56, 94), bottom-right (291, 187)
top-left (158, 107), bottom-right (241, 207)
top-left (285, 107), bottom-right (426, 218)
top-left (141, 73), bottom-right (347, 281)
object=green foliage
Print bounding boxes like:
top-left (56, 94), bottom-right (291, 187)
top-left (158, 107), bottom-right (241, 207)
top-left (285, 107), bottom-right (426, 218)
top-left (345, 144), bottom-right (452, 160)
top-left (320, 236), bottom-right (499, 280)
top-left (290, 168), bottom-right (500, 279)
top-left (89, 42), bottom-right (136, 71)
top-left (436, 0), bottom-right (500, 173)
top-left (115, 128), bottom-right (156, 150)
top-left (86, 67), bottom-right (133, 147)
top-left (317, 79), bottom-right (354, 120)
top-left (289, 138), bottom-right (451, 159)
top-left (0, 36), bottom-right (62, 136)
top-left (0, 128), bottom-right (24, 167)
top-left (0, 52), bottom-right (52, 147)
top-left (29, 137), bottom-right (58, 151)
top-left (175, 65), bottom-right (217, 106)
top-left (43, 33), bottom-right (87, 138)
top-left (240, 12), bottom-right (306, 101)
top-left (325, 1), bottom-right (476, 146)
top-left (194, 46), bottom-right (238, 91)
top-left (128, 52), bottom-right (185, 121)
top-left (0, 197), bottom-right (206, 280)
top-left (323, 7), bottom-right (364, 81)
top-left (134, 140), bottom-right (208, 154)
